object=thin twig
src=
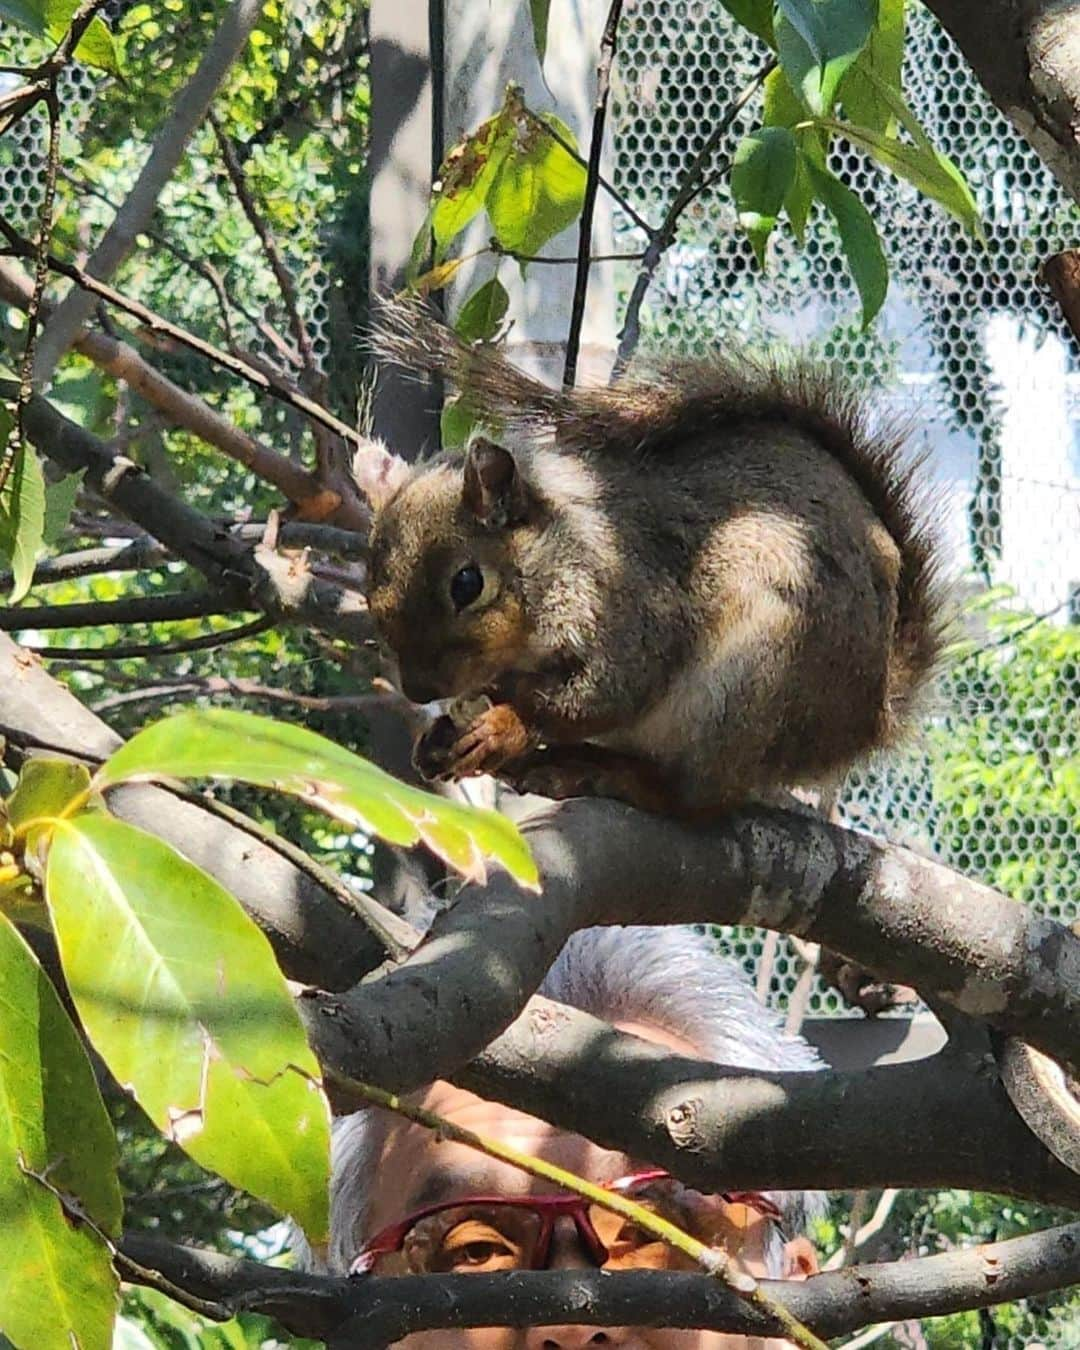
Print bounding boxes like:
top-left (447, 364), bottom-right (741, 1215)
top-left (347, 1080), bottom-right (830, 1350)
top-left (490, 242), bottom-right (644, 265)
top-left (89, 674), bottom-right (411, 718)
top-left (612, 57), bottom-right (775, 377)
top-left (0, 221), bottom-right (369, 453)
top-left (58, 166), bottom-right (302, 368)
top-left (209, 110), bottom-right (318, 374)
top-left (564, 0), bottom-right (626, 388)
top-left (525, 110), bottom-right (654, 235)
top-left (0, 590), bottom-right (240, 632)
top-left (21, 615), bottom-right (274, 661)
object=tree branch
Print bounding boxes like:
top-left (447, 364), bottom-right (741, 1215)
top-left (612, 58), bottom-right (774, 377)
top-left (0, 223), bottom-right (373, 468)
top-left (0, 256), bottom-right (325, 509)
top-left (31, 0), bottom-right (266, 382)
top-left (117, 1224), bottom-right (1080, 1345)
top-left (441, 998), bottom-right (1080, 1207)
top-left (0, 590), bottom-right (241, 631)
top-left (921, 0), bottom-right (1080, 209)
top-left (563, 0), bottom-right (626, 389)
top-left (299, 798), bottom-right (1080, 1092)
top-left (1, 384), bottom-right (373, 645)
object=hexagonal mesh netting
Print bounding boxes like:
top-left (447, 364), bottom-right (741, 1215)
top-left (611, 1), bottom-right (1080, 1021)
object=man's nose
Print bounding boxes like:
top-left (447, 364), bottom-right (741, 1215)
top-left (523, 1327), bottom-right (622, 1349)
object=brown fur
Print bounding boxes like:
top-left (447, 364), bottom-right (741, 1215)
top-left (365, 299), bottom-right (946, 815)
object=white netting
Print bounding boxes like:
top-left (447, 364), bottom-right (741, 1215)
top-left (612, 1), bottom-right (1080, 1022)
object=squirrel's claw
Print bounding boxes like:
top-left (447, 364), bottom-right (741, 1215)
top-left (413, 703), bottom-right (533, 782)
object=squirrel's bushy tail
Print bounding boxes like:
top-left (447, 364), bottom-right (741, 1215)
top-left (370, 297), bottom-right (947, 731)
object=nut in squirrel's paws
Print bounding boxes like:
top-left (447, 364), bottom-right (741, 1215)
top-left (414, 700), bottom-right (533, 782)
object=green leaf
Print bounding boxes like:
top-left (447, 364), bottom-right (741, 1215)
top-left (430, 108), bottom-right (516, 257)
top-left (804, 156), bottom-right (888, 326)
top-left (96, 708), bottom-right (540, 890)
top-left (0, 439), bottom-right (46, 604)
top-left (820, 116), bottom-right (982, 236)
top-left (0, 0), bottom-right (46, 34)
top-left (718, 0), bottom-right (774, 45)
top-left (838, 0), bottom-right (904, 132)
top-left (487, 111), bottom-right (587, 258)
top-left (6, 759), bottom-right (91, 834)
top-left (42, 469), bottom-right (83, 547)
top-left (45, 813), bottom-right (332, 1240)
top-left (0, 914), bottom-right (120, 1350)
top-left (762, 65), bottom-right (806, 129)
top-left (528, 0), bottom-right (551, 64)
top-left (731, 127), bottom-right (797, 265)
top-left (43, 0), bottom-right (122, 74)
top-left (775, 0), bottom-right (876, 116)
top-left (440, 394), bottom-right (481, 448)
top-left (454, 277), bottom-right (510, 343)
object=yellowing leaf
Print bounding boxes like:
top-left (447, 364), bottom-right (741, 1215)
top-left (97, 709), bottom-right (539, 890)
top-left (45, 815), bottom-right (331, 1240)
top-left (0, 914), bottom-right (120, 1350)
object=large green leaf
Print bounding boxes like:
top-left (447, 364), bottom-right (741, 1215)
top-left (805, 156), bottom-right (888, 326)
top-left (838, 0), bottom-right (904, 132)
top-left (0, 914), bottom-right (120, 1350)
top-left (0, 437), bottom-right (46, 605)
top-left (731, 127), bottom-right (797, 265)
top-left (454, 276), bottom-right (510, 342)
top-left (775, 0), bottom-right (876, 116)
top-left (45, 814), bottom-right (331, 1240)
top-left (487, 111), bottom-right (587, 258)
top-left (821, 116), bottom-right (982, 236)
top-left (96, 709), bottom-right (539, 889)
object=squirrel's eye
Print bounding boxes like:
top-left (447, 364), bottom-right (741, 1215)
top-left (450, 564), bottom-right (484, 611)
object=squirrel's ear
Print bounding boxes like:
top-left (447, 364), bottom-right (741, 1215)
top-left (351, 437), bottom-right (411, 511)
top-left (463, 438), bottom-right (530, 528)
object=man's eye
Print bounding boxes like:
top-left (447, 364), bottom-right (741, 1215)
top-left (450, 563), bottom-right (484, 610)
top-left (452, 1241), bottom-right (503, 1267)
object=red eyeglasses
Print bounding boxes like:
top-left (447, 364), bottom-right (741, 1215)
top-left (349, 1168), bottom-right (783, 1277)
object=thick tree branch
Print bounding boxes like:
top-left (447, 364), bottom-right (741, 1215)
top-left (118, 1224), bottom-right (1080, 1345)
top-left (31, 0), bottom-right (266, 381)
top-left (1, 384), bottom-right (372, 645)
top-left (921, 1), bottom-right (1080, 208)
top-left (445, 998), bottom-right (1080, 1207)
top-left (0, 633), bottom-right (386, 988)
top-left (300, 799), bottom-right (1080, 1091)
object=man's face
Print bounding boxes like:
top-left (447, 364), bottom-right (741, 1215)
top-left (362, 1021), bottom-right (816, 1349)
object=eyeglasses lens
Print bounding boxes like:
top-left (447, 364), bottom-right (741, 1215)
top-left (402, 1205), bottom-right (545, 1274)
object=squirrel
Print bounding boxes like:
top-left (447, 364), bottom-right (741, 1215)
top-left (356, 299), bottom-right (945, 817)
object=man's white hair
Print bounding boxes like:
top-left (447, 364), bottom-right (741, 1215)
top-left (308, 925), bottom-right (823, 1277)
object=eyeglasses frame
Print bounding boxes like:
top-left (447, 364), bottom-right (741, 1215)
top-left (349, 1167), bottom-right (783, 1277)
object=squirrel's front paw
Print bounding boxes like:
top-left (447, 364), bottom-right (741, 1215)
top-left (413, 703), bottom-right (533, 782)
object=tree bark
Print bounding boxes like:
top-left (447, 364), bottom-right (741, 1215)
top-left (923, 0), bottom-right (1080, 206)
